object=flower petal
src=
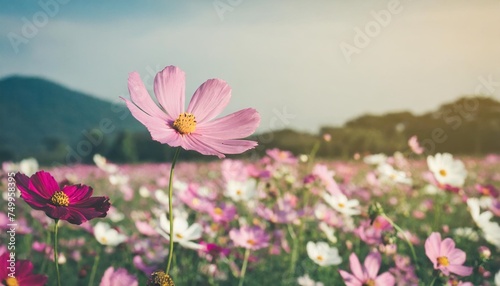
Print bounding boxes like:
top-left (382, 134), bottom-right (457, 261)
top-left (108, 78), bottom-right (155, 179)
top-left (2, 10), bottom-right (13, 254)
top-left (425, 232), bottom-right (441, 263)
top-left (447, 249), bottom-right (467, 265)
top-left (154, 66), bottom-right (186, 119)
top-left (63, 184), bottom-right (93, 204)
top-left (29, 171), bottom-right (60, 199)
top-left (339, 270), bottom-right (363, 286)
top-left (374, 272), bottom-right (396, 286)
top-left (364, 252), bottom-right (381, 279)
top-left (128, 72), bottom-right (171, 121)
top-left (122, 98), bottom-right (182, 146)
top-left (182, 134), bottom-right (257, 159)
top-left (447, 264), bottom-right (473, 277)
top-left (187, 79), bottom-right (231, 123)
top-left (349, 253), bottom-right (365, 281)
top-left (196, 108), bottom-right (260, 139)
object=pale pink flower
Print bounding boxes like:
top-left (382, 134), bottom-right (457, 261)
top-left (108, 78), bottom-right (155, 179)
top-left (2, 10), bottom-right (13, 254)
top-left (424, 232), bottom-right (473, 276)
top-left (408, 136), bottom-right (424, 154)
top-left (339, 252), bottom-right (395, 286)
top-left (122, 66), bottom-right (260, 158)
top-left (229, 226), bottom-right (270, 250)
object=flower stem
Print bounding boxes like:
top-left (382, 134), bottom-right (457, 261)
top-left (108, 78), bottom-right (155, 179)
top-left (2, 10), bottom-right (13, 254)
top-left (166, 147), bottom-right (181, 276)
top-left (88, 248), bottom-right (101, 286)
top-left (381, 214), bottom-right (420, 275)
top-left (53, 219), bottom-right (61, 286)
top-left (238, 248), bottom-right (251, 286)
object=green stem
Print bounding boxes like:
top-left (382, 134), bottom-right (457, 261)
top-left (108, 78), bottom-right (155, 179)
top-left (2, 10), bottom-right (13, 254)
top-left (238, 248), bottom-right (251, 286)
top-left (429, 275), bottom-right (438, 286)
top-left (53, 219), bottom-right (61, 286)
top-left (382, 214), bottom-right (420, 275)
top-left (287, 224), bottom-right (298, 275)
top-left (166, 147), bottom-right (181, 275)
top-left (88, 249), bottom-right (101, 286)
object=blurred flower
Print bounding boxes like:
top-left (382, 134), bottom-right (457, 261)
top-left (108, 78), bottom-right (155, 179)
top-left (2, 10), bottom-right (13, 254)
top-left (93, 154), bottom-right (118, 174)
top-left (224, 179), bottom-right (257, 202)
top-left (377, 163), bottom-right (412, 185)
top-left (408, 136), bottom-right (424, 155)
top-left (3, 157), bottom-right (39, 176)
top-left (297, 274), bottom-right (324, 286)
top-left (319, 222), bottom-right (337, 243)
top-left (339, 252), bottom-right (395, 286)
top-left (94, 222), bottom-right (127, 247)
top-left (306, 241), bottom-right (342, 266)
top-left (122, 65), bottom-right (260, 158)
top-left (424, 232), bottom-right (473, 276)
top-left (99, 267), bottom-right (138, 286)
top-left (229, 226), bottom-right (270, 250)
top-left (266, 148), bottom-right (298, 164)
top-left (427, 153), bottom-right (467, 188)
top-left (0, 252), bottom-right (47, 286)
top-left (363, 154), bottom-right (387, 165)
top-left (157, 214), bottom-right (203, 249)
top-left (453, 227), bottom-right (479, 242)
top-left (354, 216), bottom-right (393, 245)
top-left (208, 203), bottom-right (236, 223)
top-left (322, 193), bottom-right (360, 216)
top-left (15, 171), bottom-right (110, 225)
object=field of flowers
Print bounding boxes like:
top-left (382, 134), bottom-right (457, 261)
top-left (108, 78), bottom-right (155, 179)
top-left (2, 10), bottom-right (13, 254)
top-left (1, 149), bottom-right (500, 286)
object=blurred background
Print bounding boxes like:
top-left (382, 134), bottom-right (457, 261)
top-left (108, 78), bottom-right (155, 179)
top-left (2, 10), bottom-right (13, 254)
top-left (1, 0), bottom-right (499, 164)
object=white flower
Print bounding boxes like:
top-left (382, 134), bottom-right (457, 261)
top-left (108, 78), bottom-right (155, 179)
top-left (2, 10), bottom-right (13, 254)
top-left (453, 227), bottom-right (479, 242)
top-left (495, 269), bottom-right (500, 286)
top-left (319, 222), bottom-right (337, 243)
top-left (377, 163), bottom-right (412, 185)
top-left (322, 193), bottom-right (360, 216)
top-left (363, 154), bottom-right (387, 165)
top-left (297, 274), bottom-right (324, 286)
top-left (139, 186), bottom-right (151, 198)
top-left (224, 179), bottom-right (257, 202)
top-left (468, 198), bottom-right (500, 249)
top-left (94, 222), bottom-right (127, 247)
top-left (93, 154), bottom-right (118, 174)
top-left (306, 241), bottom-right (342, 266)
top-left (3, 158), bottom-right (39, 176)
top-left (157, 214), bottom-right (203, 250)
top-left (427, 153), bottom-right (467, 187)
top-left (109, 174), bottom-right (129, 186)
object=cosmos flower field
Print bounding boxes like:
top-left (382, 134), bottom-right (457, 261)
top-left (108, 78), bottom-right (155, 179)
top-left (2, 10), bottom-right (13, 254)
top-left (2, 150), bottom-right (500, 286)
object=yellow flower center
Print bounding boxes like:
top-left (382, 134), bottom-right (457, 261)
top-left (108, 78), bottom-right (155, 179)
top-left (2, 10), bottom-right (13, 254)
top-left (247, 239), bottom-right (256, 245)
top-left (173, 113), bottom-right (196, 134)
top-left (437, 256), bottom-right (450, 267)
top-left (176, 233), bottom-right (183, 239)
top-left (100, 236), bottom-right (108, 244)
top-left (5, 277), bottom-right (18, 286)
top-left (439, 169), bottom-right (447, 177)
top-left (51, 191), bottom-right (69, 207)
top-left (150, 270), bottom-right (175, 286)
top-left (316, 255), bottom-right (324, 261)
top-left (363, 279), bottom-right (376, 286)
top-left (214, 207), bottom-right (223, 215)
top-left (236, 189), bottom-right (243, 196)
top-left (338, 203), bottom-right (345, 208)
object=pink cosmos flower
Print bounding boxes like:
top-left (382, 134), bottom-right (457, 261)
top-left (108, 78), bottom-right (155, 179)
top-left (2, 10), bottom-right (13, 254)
top-left (408, 135), bottom-right (424, 155)
top-left (15, 171), bottom-right (110, 225)
top-left (99, 267), bottom-right (138, 286)
top-left (339, 252), bottom-right (395, 286)
top-left (229, 226), bottom-right (270, 250)
top-left (122, 66), bottom-right (260, 158)
top-left (0, 252), bottom-right (47, 286)
top-left (424, 232), bottom-right (473, 276)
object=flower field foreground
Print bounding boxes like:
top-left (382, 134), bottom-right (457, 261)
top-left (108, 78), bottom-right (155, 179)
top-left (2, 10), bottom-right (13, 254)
top-left (1, 151), bottom-right (500, 285)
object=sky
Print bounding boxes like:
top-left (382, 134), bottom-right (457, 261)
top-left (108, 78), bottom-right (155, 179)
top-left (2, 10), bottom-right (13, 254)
top-left (1, 0), bottom-right (500, 133)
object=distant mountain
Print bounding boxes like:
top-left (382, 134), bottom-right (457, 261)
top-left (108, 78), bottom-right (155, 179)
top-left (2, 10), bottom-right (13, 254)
top-left (0, 76), bottom-right (143, 163)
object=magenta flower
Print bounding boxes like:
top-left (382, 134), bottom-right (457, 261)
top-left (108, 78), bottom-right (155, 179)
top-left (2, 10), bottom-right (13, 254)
top-left (15, 171), bottom-right (110, 225)
top-left (424, 232), bottom-right (473, 276)
top-left (229, 226), bottom-right (270, 250)
top-left (0, 252), bottom-right (47, 286)
top-left (339, 252), bottom-right (395, 286)
top-left (122, 66), bottom-right (260, 158)
top-left (99, 267), bottom-right (138, 286)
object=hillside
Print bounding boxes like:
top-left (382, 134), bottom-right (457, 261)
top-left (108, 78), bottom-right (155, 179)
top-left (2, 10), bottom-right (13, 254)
top-left (0, 76), bottom-right (142, 163)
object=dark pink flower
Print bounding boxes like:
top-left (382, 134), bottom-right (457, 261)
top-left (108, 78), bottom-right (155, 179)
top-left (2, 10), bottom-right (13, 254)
top-left (0, 252), bottom-right (47, 286)
top-left (15, 171), bottom-right (110, 225)
top-left (339, 252), bottom-right (395, 286)
top-left (424, 232), bottom-right (473, 276)
top-left (122, 66), bottom-right (260, 158)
